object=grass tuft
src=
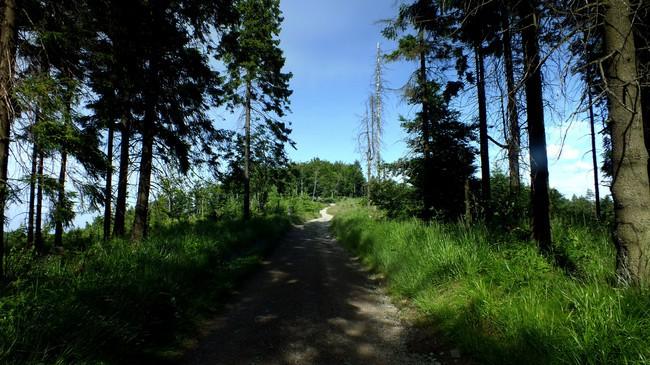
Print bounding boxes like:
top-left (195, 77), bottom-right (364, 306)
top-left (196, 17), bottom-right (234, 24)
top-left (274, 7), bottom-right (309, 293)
top-left (0, 197), bottom-right (323, 364)
top-left (331, 199), bottom-right (650, 365)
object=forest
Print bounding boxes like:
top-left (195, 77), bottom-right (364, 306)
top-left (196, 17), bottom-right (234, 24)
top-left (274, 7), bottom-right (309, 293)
top-left (0, 0), bottom-right (649, 364)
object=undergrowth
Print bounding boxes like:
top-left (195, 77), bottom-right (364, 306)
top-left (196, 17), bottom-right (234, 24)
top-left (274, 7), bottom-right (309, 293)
top-left (331, 199), bottom-right (650, 364)
top-left (0, 198), bottom-right (322, 364)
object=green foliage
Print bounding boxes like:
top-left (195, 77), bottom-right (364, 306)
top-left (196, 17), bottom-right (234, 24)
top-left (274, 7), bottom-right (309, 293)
top-left (290, 159), bottom-right (365, 200)
top-left (368, 179), bottom-right (420, 219)
top-left (220, 0), bottom-right (292, 117)
top-left (218, 0), bottom-right (293, 167)
top-left (332, 201), bottom-right (649, 364)
top-left (0, 197), bottom-right (321, 364)
top-left (146, 176), bottom-right (324, 227)
top-left (367, 107), bottom-right (476, 220)
top-left (488, 170), bottom-right (530, 228)
top-left (383, 16), bottom-right (477, 220)
top-left (395, 91), bottom-right (477, 219)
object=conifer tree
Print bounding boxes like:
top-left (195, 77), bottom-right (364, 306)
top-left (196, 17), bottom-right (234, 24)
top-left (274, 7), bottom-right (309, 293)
top-left (219, 0), bottom-right (292, 221)
top-left (130, 0), bottom-right (237, 240)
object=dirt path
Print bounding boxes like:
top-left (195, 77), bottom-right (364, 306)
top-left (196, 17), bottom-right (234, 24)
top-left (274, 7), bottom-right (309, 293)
top-left (182, 207), bottom-right (461, 365)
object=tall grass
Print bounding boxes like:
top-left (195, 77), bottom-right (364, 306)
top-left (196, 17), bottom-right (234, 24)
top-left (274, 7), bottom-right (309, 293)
top-left (0, 198), bottom-right (323, 365)
top-left (331, 200), bottom-right (650, 364)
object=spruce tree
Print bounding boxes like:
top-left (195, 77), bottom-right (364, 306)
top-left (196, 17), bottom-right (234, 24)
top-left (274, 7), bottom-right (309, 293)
top-left (219, 0), bottom-right (292, 221)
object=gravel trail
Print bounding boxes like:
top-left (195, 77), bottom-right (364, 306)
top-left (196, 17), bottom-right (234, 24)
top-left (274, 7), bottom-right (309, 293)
top-left (182, 207), bottom-right (463, 365)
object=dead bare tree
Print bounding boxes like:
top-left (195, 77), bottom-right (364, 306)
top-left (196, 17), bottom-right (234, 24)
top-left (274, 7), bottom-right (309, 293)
top-left (357, 100), bottom-right (375, 206)
top-left (372, 43), bottom-right (385, 179)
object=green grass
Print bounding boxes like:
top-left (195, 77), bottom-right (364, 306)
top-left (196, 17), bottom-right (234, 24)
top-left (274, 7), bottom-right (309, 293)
top-left (0, 197), bottom-right (322, 365)
top-left (331, 199), bottom-right (650, 364)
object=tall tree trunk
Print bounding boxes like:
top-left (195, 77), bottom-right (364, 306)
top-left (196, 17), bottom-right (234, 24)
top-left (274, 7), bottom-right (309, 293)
top-left (35, 152), bottom-right (44, 252)
top-left (113, 121), bottom-right (130, 237)
top-left (464, 178), bottom-right (472, 223)
top-left (54, 97), bottom-right (73, 248)
top-left (27, 134), bottom-right (38, 247)
top-left (366, 100), bottom-right (373, 207)
top-left (366, 153), bottom-right (371, 205)
top-left (503, 15), bottom-right (521, 193)
top-left (313, 168), bottom-right (318, 200)
top-left (243, 81), bottom-right (252, 220)
top-left (602, 0), bottom-right (650, 286)
top-left (475, 45), bottom-right (491, 218)
top-left (373, 44), bottom-right (383, 179)
top-left (131, 112), bottom-right (154, 241)
top-left (419, 38), bottom-right (434, 220)
top-left (54, 151), bottom-right (67, 248)
top-left (586, 78), bottom-right (602, 220)
top-left (103, 123), bottom-right (114, 241)
top-left (0, 0), bottom-right (17, 278)
top-left (519, 0), bottom-right (552, 252)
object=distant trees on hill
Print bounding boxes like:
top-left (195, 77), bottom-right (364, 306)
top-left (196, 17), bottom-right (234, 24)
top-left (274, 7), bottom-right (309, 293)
top-left (289, 159), bottom-right (366, 200)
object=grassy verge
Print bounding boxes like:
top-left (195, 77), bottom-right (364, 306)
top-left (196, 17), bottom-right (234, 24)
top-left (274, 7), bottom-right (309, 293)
top-left (331, 199), bottom-right (650, 364)
top-left (0, 199), bottom-right (322, 365)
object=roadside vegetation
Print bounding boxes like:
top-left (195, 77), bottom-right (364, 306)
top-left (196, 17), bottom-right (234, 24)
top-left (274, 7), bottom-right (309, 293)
top-left (0, 154), bottom-right (358, 364)
top-left (332, 197), bottom-right (650, 364)
top-left (0, 194), bottom-right (323, 365)
top-left (1, 0), bottom-right (650, 364)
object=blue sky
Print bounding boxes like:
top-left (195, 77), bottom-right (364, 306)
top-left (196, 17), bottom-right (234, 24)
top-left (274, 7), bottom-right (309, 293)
top-left (275, 0), bottom-right (413, 165)
top-left (272, 0), bottom-right (606, 198)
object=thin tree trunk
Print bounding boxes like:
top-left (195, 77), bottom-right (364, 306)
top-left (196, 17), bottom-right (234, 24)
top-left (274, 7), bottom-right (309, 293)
top-left (475, 45), bottom-right (491, 218)
top-left (503, 15), bottom-right (521, 193)
top-left (35, 152), bottom-right (44, 252)
top-left (586, 79), bottom-right (602, 220)
top-left (131, 112), bottom-right (154, 242)
top-left (464, 178), bottom-right (472, 223)
top-left (54, 96), bottom-right (73, 248)
top-left (603, 0), bottom-right (650, 286)
top-left (313, 168), bottom-right (318, 200)
top-left (54, 151), bottom-right (67, 248)
top-left (0, 0), bottom-right (17, 278)
top-left (27, 133), bottom-right (38, 247)
top-left (113, 121), bottom-right (130, 237)
top-left (374, 44), bottom-right (383, 180)
top-left (366, 103), bottom-right (373, 207)
top-left (103, 123), bottom-right (114, 241)
top-left (369, 95), bottom-right (376, 181)
top-left (520, 0), bottom-right (552, 252)
top-left (243, 81), bottom-right (252, 220)
top-left (419, 37), bottom-right (434, 220)
top-left (366, 152), bottom-right (371, 205)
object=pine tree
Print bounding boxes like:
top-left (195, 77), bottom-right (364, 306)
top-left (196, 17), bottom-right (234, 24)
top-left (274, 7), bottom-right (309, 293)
top-left (130, 0), bottom-right (237, 240)
top-left (219, 0), bottom-right (292, 221)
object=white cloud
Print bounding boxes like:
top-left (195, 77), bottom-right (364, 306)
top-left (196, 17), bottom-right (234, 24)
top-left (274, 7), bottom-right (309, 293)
top-left (547, 143), bottom-right (580, 161)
